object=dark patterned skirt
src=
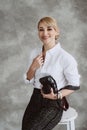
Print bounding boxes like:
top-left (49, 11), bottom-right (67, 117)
top-left (22, 88), bottom-right (63, 130)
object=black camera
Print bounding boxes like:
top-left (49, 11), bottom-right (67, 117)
top-left (39, 75), bottom-right (58, 94)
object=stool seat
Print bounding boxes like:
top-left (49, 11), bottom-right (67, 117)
top-left (59, 107), bottom-right (78, 130)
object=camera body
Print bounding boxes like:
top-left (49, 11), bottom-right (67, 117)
top-left (39, 75), bottom-right (58, 94)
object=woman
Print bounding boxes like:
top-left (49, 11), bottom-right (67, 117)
top-left (22, 17), bottom-right (80, 130)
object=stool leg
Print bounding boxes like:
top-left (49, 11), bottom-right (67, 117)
top-left (67, 121), bottom-right (70, 130)
top-left (67, 120), bottom-right (75, 130)
top-left (70, 120), bottom-right (75, 130)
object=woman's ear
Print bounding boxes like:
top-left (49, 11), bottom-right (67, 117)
top-left (55, 30), bottom-right (60, 40)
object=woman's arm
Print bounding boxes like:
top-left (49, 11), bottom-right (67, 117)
top-left (41, 59), bottom-right (80, 99)
top-left (58, 89), bottom-right (74, 98)
top-left (41, 88), bottom-right (74, 100)
top-left (26, 53), bottom-right (44, 80)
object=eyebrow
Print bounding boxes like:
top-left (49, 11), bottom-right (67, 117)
top-left (39, 26), bottom-right (52, 29)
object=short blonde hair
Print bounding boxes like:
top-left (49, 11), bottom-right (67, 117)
top-left (38, 17), bottom-right (59, 40)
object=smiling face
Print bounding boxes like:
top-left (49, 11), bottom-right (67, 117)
top-left (38, 17), bottom-right (59, 47)
top-left (38, 23), bottom-right (57, 45)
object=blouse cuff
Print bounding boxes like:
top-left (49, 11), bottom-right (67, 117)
top-left (23, 74), bottom-right (34, 84)
top-left (63, 85), bottom-right (80, 90)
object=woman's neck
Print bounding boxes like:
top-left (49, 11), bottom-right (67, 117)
top-left (43, 42), bottom-right (56, 52)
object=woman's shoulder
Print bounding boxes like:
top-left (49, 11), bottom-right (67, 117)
top-left (60, 48), bottom-right (77, 65)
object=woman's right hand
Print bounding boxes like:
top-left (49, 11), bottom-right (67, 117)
top-left (31, 53), bottom-right (44, 71)
top-left (26, 53), bottom-right (44, 80)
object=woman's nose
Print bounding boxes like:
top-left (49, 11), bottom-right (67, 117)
top-left (43, 30), bottom-right (48, 36)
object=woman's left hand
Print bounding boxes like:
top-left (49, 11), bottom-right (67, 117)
top-left (41, 88), bottom-right (57, 100)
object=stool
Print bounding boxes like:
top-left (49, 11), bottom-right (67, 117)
top-left (59, 107), bottom-right (78, 130)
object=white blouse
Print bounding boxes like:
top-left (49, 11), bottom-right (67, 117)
top-left (24, 43), bottom-right (80, 90)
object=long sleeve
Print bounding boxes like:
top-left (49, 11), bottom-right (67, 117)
top-left (23, 73), bottom-right (34, 84)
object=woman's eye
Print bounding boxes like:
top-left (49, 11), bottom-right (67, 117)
top-left (39, 29), bottom-right (44, 31)
top-left (47, 28), bottom-right (52, 31)
top-left (39, 28), bottom-right (52, 31)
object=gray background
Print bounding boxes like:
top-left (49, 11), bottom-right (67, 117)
top-left (0, 0), bottom-right (87, 130)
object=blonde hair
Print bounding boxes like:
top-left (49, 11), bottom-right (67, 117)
top-left (38, 17), bottom-right (59, 40)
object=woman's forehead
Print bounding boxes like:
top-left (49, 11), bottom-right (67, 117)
top-left (38, 22), bottom-right (53, 28)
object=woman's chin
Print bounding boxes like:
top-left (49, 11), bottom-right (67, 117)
top-left (42, 39), bottom-right (51, 45)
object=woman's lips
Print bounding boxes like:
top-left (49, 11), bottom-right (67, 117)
top-left (42, 36), bottom-right (49, 40)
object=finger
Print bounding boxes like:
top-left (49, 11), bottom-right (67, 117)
top-left (41, 89), bottom-right (43, 95)
top-left (36, 54), bottom-right (41, 59)
top-left (39, 57), bottom-right (44, 62)
top-left (54, 94), bottom-right (57, 99)
top-left (37, 57), bottom-right (43, 63)
top-left (41, 89), bottom-right (45, 96)
top-left (38, 53), bottom-right (43, 58)
top-left (38, 61), bottom-right (43, 67)
top-left (51, 88), bottom-right (54, 94)
top-left (41, 90), bottom-right (48, 98)
top-left (42, 93), bottom-right (46, 98)
top-left (38, 58), bottom-right (44, 66)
